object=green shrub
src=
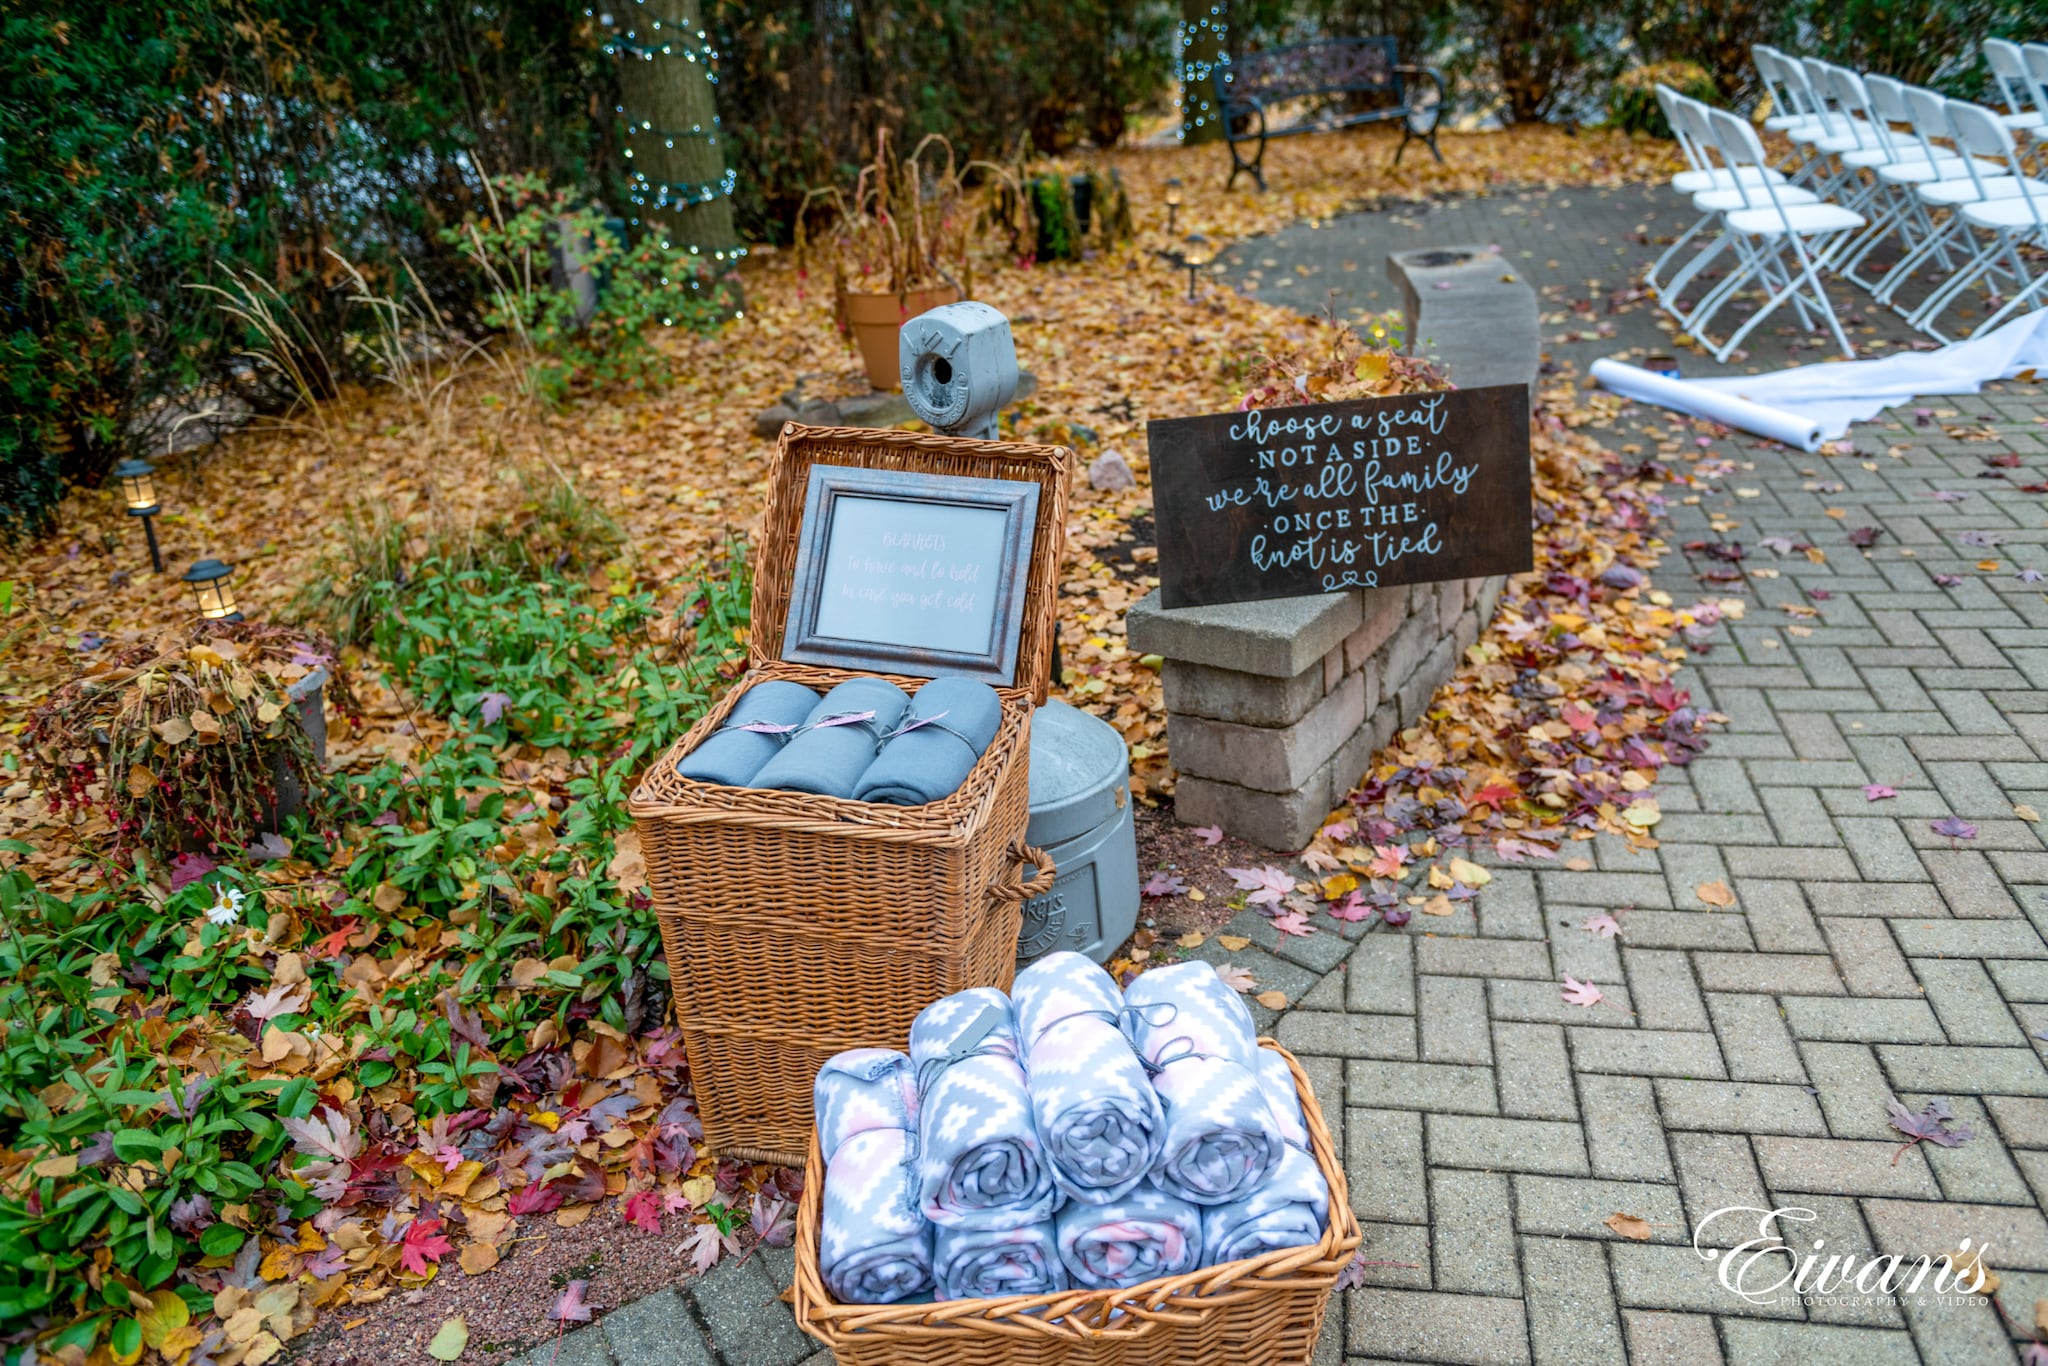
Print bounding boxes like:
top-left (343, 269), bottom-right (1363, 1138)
top-left (451, 175), bottom-right (734, 406)
top-left (1607, 61), bottom-right (1719, 137)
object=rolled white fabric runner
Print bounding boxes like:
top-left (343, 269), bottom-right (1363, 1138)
top-left (1591, 358), bottom-right (1824, 453)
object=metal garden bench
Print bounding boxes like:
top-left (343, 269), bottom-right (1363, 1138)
top-left (1211, 38), bottom-right (1446, 190)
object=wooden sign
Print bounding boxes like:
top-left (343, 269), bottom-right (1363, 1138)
top-left (1148, 384), bottom-right (1533, 610)
top-left (782, 463), bottom-right (1040, 685)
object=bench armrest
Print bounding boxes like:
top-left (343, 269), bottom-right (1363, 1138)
top-left (1394, 64), bottom-right (1446, 132)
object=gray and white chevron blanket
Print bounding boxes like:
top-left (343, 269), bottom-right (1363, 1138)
top-left (1011, 952), bottom-right (1164, 1205)
top-left (1123, 961), bottom-right (1285, 1206)
top-left (932, 1221), bottom-right (1068, 1300)
top-left (1199, 1047), bottom-right (1330, 1263)
top-left (908, 988), bottom-right (1059, 1229)
top-left (813, 1048), bottom-right (934, 1304)
top-left (1053, 1180), bottom-right (1204, 1290)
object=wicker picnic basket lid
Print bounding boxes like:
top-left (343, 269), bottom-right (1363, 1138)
top-left (752, 423), bottom-right (1075, 706)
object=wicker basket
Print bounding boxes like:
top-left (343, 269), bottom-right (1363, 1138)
top-left (791, 1042), bottom-right (1362, 1366)
top-left (628, 424), bottom-right (1073, 1165)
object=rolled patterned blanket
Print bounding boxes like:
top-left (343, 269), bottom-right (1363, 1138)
top-left (1011, 952), bottom-right (1164, 1206)
top-left (908, 988), bottom-right (1059, 1230)
top-left (1123, 961), bottom-right (1284, 1206)
top-left (933, 1221), bottom-right (1068, 1300)
top-left (751, 678), bottom-right (911, 798)
top-left (814, 1049), bottom-right (933, 1304)
top-left (1199, 1144), bottom-right (1329, 1265)
top-left (852, 677), bottom-right (1005, 806)
top-left (1199, 1050), bottom-right (1328, 1264)
top-left (676, 680), bottom-right (823, 786)
top-left (1054, 1180), bottom-right (1203, 1290)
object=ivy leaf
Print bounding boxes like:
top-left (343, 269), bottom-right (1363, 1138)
top-left (1930, 816), bottom-right (1979, 841)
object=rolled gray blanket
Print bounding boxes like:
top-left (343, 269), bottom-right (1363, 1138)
top-left (1124, 961), bottom-right (1284, 1206)
top-left (852, 677), bottom-right (1005, 806)
top-left (676, 680), bottom-right (822, 786)
top-left (751, 677), bottom-right (910, 798)
top-left (932, 1222), bottom-right (1068, 1300)
top-left (1054, 1180), bottom-right (1203, 1290)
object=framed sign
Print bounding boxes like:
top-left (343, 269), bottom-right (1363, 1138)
top-left (1148, 384), bottom-right (1534, 610)
top-left (782, 464), bottom-right (1040, 685)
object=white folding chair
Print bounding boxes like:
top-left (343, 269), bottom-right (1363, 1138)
top-left (1681, 107), bottom-right (1864, 361)
top-left (1838, 73), bottom-right (1997, 290)
top-left (1752, 46), bottom-right (1828, 138)
top-left (1985, 39), bottom-right (2047, 134)
top-left (1648, 86), bottom-right (1800, 294)
top-left (1906, 101), bottom-right (2048, 341)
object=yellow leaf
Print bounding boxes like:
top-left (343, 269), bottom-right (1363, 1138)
top-left (1979, 559), bottom-right (2001, 572)
top-left (1947, 1247), bottom-right (1998, 1295)
top-left (1217, 934), bottom-right (1251, 951)
top-left (427, 1318), bottom-right (469, 1361)
top-left (2016, 804), bottom-right (2040, 824)
top-left (1254, 990), bottom-right (1289, 1010)
top-left (1421, 894), bottom-right (1455, 916)
top-left (681, 1174), bottom-right (716, 1206)
top-left (459, 1241), bottom-right (500, 1275)
top-left (404, 1150), bottom-right (449, 1188)
top-left (1427, 865), bottom-right (1454, 889)
top-left (32, 1154), bottom-right (77, 1179)
top-left (528, 1110), bottom-right (561, 1132)
top-left (126, 765), bottom-right (157, 796)
top-left (1696, 881), bottom-right (1737, 908)
top-left (139, 1290), bottom-right (190, 1350)
top-left (257, 1246), bottom-right (298, 1282)
top-left (225, 1307), bottom-right (265, 1345)
top-left (256, 700), bottom-right (284, 724)
top-left (242, 1331), bottom-right (283, 1366)
top-left (154, 716), bottom-right (194, 745)
top-left (1320, 872), bottom-right (1359, 898)
top-left (1448, 858), bottom-right (1490, 887)
top-left (511, 959), bottom-right (549, 988)
top-left (1622, 801), bottom-right (1660, 828)
top-left (1187, 888), bottom-right (1206, 902)
top-left (1177, 932), bottom-right (1206, 948)
top-left (440, 1159), bottom-right (485, 1199)
top-left (555, 1203), bottom-right (593, 1228)
top-left (1353, 353), bottom-right (1390, 385)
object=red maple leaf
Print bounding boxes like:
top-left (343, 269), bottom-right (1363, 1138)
top-left (507, 1181), bottom-right (564, 1216)
top-left (399, 1215), bottom-right (453, 1275)
top-left (1471, 782), bottom-right (1519, 808)
top-left (621, 1190), bottom-right (662, 1234)
top-left (309, 918), bottom-right (360, 958)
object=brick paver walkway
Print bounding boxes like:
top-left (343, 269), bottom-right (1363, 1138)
top-left (511, 181), bottom-right (2048, 1366)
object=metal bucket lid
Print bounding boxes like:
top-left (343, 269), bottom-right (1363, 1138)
top-left (1027, 699), bottom-right (1131, 848)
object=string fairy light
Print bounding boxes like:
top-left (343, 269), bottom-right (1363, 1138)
top-left (1172, 3), bottom-right (1231, 143)
top-left (588, 1), bottom-right (748, 277)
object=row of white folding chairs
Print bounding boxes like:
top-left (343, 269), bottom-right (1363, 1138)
top-left (1755, 44), bottom-right (2048, 343)
top-left (1648, 87), bottom-right (1863, 362)
top-left (1648, 50), bottom-right (2048, 355)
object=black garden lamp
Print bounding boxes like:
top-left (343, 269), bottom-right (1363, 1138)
top-left (115, 459), bottom-right (164, 573)
top-left (1164, 178), bottom-right (1183, 234)
top-left (182, 558), bottom-right (242, 622)
top-left (1181, 238), bottom-right (1211, 301)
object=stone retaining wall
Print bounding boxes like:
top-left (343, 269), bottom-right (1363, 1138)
top-left (1128, 575), bottom-right (1504, 850)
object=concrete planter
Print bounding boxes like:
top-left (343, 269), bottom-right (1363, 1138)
top-left (837, 282), bottom-right (962, 391)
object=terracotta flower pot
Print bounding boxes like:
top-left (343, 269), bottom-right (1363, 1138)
top-left (837, 280), bottom-right (963, 391)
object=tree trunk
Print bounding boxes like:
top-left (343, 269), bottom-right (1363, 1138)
top-left (1179, 0), bottom-right (1228, 144)
top-left (614, 0), bottom-right (738, 257)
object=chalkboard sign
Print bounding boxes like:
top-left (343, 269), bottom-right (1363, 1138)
top-left (782, 464), bottom-right (1040, 685)
top-left (1149, 384), bottom-right (1533, 610)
